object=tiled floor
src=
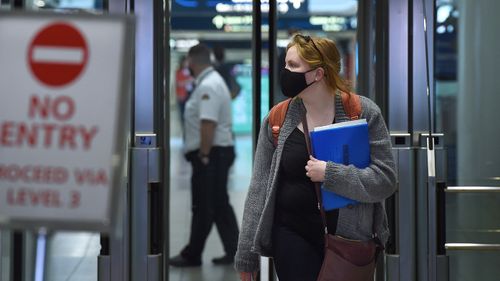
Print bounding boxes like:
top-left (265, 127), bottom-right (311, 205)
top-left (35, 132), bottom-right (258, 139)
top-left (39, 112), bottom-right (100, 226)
top-left (46, 232), bottom-right (101, 281)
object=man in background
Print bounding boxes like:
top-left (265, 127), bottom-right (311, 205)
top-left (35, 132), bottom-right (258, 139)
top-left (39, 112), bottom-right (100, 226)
top-left (169, 43), bottom-right (239, 267)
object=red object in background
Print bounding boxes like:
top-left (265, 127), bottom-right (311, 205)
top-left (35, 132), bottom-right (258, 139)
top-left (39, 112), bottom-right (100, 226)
top-left (175, 68), bottom-right (193, 102)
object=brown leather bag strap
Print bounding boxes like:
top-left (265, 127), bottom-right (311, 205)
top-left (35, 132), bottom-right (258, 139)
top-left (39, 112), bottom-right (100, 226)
top-left (269, 98), bottom-right (292, 146)
top-left (301, 109), bottom-right (329, 237)
top-left (303, 102), bottom-right (382, 250)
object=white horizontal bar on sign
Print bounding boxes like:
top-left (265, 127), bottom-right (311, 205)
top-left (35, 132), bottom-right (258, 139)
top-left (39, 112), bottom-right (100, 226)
top-left (445, 186), bottom-right (500, 193)
top-left (32, 47), bottom-right (84, 64)
top-left (445, 243), bottom-right (500, 251)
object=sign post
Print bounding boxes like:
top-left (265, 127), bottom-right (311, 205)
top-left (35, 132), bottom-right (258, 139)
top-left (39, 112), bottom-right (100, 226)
top-left (0, 12), bottom-right (134, 280)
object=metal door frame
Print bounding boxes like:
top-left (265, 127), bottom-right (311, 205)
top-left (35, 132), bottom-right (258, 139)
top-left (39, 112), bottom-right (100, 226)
top-left (102, 0), bottom-right (170, 280)
top-left (383, 1), bottom-right (451, 281)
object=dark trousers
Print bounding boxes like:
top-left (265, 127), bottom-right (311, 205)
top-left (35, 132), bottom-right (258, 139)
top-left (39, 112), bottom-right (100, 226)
top-left (272, 224), bottom-right (324, 281)
top-left (181, 146), bottom-right (239, 261)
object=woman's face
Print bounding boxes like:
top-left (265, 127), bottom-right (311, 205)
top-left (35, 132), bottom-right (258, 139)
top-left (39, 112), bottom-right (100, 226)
top-left (285, 46), bottom-right (317, 85)
top-left (285, 46), bottom-right (310, 72)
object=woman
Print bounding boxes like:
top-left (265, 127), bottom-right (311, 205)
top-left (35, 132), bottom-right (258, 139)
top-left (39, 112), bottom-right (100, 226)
top-left (235, 34), bottom-right (397, 281)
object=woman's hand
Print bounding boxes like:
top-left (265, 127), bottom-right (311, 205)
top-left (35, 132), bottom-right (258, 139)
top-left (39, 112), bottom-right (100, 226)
top-left (239, 272), bottom-right (258, 281)
top-left (305, 155), bottom-right (326, 182)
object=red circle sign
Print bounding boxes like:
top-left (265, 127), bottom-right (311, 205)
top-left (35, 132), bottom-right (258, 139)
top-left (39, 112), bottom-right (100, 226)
top-left (28, 22), bottom-right (89, 88)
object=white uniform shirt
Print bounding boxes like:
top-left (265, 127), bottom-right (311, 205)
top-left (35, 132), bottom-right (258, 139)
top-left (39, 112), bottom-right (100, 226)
top-left (183, 67), bottom-right (234, 153)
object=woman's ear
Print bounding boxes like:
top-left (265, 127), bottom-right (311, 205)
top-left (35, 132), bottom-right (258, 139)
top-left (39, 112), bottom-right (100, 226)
top-left (315, 67), bottom-right (325, 81)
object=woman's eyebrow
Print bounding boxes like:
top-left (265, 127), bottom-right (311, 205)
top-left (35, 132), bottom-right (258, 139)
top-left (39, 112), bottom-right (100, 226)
top-left (286, 59), bottom-right (298, 66)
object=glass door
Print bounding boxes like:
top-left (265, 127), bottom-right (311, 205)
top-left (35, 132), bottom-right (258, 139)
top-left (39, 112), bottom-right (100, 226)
top-left (435, 0), bottom-right (500, 280)
top-left (167, 1), bottom-right (360, 281)
top-left (168, 1), bottom-right (257, 280)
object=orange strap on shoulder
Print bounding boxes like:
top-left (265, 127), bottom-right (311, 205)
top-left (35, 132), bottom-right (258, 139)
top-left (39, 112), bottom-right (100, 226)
top-left (340, 91), bottom-right (362, 120)
top-left (269, 98), bottom-right (292, 146)
top-left (268, 93), bottom-right (361, 146)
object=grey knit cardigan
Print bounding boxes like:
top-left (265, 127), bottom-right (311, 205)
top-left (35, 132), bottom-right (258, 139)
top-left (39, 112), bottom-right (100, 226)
top-left (234, 94), bottom-right (397, 272)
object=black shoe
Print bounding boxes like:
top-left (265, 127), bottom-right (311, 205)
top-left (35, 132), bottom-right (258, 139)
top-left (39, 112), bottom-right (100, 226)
top-left (211, 255), bottom-right (234, 265)
top-left (169, 254), bottom-right (201, 267)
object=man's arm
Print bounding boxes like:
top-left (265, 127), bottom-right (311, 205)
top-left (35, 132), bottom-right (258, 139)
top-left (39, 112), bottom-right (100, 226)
top-left (199, 119), bottom-right (216, 157)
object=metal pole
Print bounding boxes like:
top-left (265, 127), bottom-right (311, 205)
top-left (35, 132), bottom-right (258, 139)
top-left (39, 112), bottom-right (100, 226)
top-left (355, 0), bottom-right (372, 98)
top-left (252, 1), bottom-right (265, 280)
top-left (374, 0), bottom-right (389, 116)
top-left (445, 244), bottom-right (500, 251)
top-left (11, 232), bottom-right (23, 281)
top-left (421, 0), bottom-right (438, 278)
top-left (33, 228), bottom-right (48, 281)
top-left (445, 186), bottom-right (500, 193)
top-left (151, 0), bottom-right (169, 279)
top-left (421, 0), bottom-right (433, 144)
top-left (252, 0), bottom-right (262, 144)
top-left (160, 0), bottom-right (171, 279)
top-left (268, 0), bottom-right (277, 109)
top-left (267, 3), bottom-right (276, 278)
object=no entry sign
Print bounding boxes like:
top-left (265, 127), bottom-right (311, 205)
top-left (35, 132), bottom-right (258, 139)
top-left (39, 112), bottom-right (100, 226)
top-left (0, 12), bottom-right (135, 232)
top-left (28, 22), bottom-right (89, 87)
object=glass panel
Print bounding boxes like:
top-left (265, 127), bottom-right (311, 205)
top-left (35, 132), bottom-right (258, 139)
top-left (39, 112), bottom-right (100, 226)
top-left (435, 0), bottom-right (500, 280)
top-left (169, 1), bottom-right (253, 279)
top-left (168, 1), bottom-right (359, 280)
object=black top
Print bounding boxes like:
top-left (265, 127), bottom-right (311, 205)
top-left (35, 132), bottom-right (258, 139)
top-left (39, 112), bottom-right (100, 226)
top-left (275, 127), bottom-right (339, 247)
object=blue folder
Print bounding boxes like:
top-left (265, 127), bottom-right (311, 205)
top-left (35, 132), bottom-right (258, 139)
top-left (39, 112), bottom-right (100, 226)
top-left (310, 119), bottom-right (370, 210)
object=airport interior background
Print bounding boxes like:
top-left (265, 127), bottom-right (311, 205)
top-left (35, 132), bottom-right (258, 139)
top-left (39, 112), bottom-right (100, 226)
top-left (1, 0), bottom-right (500, 281)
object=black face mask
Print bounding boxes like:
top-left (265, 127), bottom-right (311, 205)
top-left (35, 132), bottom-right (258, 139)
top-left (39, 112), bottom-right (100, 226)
top-left (280, 68), bottom-right (316, 98)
